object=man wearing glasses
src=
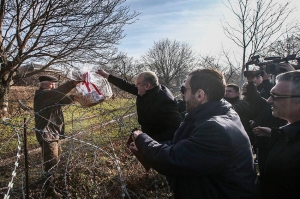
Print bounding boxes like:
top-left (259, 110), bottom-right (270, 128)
top-left (246, 70), bottom-right (288, 179)
top-left (129, 69), bottom-right (258, 198)
top-left (253, 70), bottom-right (300, 199)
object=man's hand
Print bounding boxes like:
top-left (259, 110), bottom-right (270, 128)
top-left (95, 69), bottom-right (110, 79)
top-left (129, 142), bottom-right (138, 151)
top-left (128, 130), bottom-right (143, 151)
top-left (279, 63), bottom-right (295, 71)
top-left (72, 80), bottom-right (81, 87)
top-left (262, 71), bottom-right (271, 80)
top-left (253, 126), bottom-right (271, 137)
top-left (247, 76), bottom-right (254, 82)
top-left (132, 129), bottom-right (142, 140)
top-left (72, 95), bottom-right (80, 102)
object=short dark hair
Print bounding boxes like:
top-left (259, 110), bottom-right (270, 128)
top-left (188, 68), bottom-right (226, 101)
top-left (227, 83), bottom-right (240, 93)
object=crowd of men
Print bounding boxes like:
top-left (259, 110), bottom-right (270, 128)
top-left (34, 63), bottom-right (300, 198)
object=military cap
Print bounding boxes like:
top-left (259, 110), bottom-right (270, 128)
top-left (38, 75), bottom-right (58, 82)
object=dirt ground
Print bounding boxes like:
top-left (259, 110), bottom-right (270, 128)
top-left (9, 86), bottom-right (38, 101)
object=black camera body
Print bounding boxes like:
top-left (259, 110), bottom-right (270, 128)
top-left (244, 55), bottom-right (263, 78)
top-left (244, 70), bottom-right (264, 78)
top-left (264, 63), bottom-right (286, 75)
top-left (244, 54), bottom-right (298, 77)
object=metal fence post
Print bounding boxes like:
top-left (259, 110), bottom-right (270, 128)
top-left (24, 118), bottom-right (29, 199)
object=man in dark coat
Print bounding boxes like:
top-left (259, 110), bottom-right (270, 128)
top-left (253, 70), bottom-right (300, 199)
top-left (224, 83), bottom-right (254, 145)
top-left (34, 75), bottom-right (79, 197)
top-left (246, 77), bottom-right (287, 178)
top-left (96, 70), bottom-right (182, 142)
top-left (253, 72), bottom-right (273, 100)
top-left (129, 69), bottom-right (258, 199)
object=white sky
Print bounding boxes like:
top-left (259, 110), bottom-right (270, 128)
top-left (118, 0), bottom-right (300, 60)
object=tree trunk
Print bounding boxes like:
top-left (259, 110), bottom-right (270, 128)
top-left (0, 74), bottom-right (11, 118)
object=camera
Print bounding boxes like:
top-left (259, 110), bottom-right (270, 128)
top-left (264, 54), bottom-right (296, 75)
top-left (243, 70), bottom-right (264, 78)
top-left (243, 55), bottom-right (264, 78)
top-left (244, 54), bottom-right (299, 77)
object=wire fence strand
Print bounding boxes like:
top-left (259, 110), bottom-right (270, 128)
top-left (0, 87), bottom-right (175, 199)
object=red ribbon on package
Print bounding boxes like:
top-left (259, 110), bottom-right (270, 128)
top-left (81, 72), bottom-right (102, 95)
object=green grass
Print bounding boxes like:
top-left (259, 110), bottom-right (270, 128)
top-left (0, 96), bottom-right (176, 199)
top-left (0, 97), bottom-right (137, 159)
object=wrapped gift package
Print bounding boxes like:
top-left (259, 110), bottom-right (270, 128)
top-left (71, 71), bottom-right (113, 107)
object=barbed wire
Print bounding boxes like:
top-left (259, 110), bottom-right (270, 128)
top-left (0, 87), bottom-right (176, 198)
top-left (1, 119), bottom-right (22, 199)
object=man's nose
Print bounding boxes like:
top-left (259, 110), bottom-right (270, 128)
top-left (266, 96), bottom-right (273, 104)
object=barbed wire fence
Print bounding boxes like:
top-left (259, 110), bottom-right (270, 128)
top-left (0, 86), bottom-right (180, 199)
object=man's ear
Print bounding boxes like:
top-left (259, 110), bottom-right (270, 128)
top-left (144, 83), bottom-right (152, 90)
top-left (196, 89), bottom-right (206, 103)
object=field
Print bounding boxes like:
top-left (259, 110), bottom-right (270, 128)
top-left (0, 86), bottom-right (174, 199)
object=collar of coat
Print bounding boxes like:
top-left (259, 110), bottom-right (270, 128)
top-left (224, 96), bottom-right (240, 104)
top-left (172, 99), bottom-right (232, 142)
top-left (185, 99), bottom-right (232, 123)
top-left (280, 120), bottom-right (300, 141)
top-left (143, 85), bottom-right (161, 97)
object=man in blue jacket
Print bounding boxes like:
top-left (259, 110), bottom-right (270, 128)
top-left (129, 68), bottom-right (258, 199)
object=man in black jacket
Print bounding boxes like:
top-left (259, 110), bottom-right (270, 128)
top-left (246, 76), bottom-right (287, 178)
top-left (253, 70), bottom-right (300, 199)
top-left (224, 83), bottom-right (254, 145)
top-left (129, 69), bottom-right (258, 199)
top-left (96, 70), bottom-right (182, 142)
top-left (34, 75), bottom-right (79, 197)
top-left (253, 72), bottom-right (273, 99)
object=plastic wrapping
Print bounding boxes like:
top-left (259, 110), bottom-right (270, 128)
top-left (70, 70), bottom-right (113, 107)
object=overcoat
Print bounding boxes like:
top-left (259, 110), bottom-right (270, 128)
top-left (108, 75), bottom-right (182, 141)
top-left (135, 100), bottom-right (258, 199)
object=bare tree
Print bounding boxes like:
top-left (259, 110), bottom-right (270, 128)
top-left (0, 0), bottom-right (138, 115)
top-left (142, 38), bottom-right (196, 87)
top-left (262, 27), bottom-right (300, 58)
top-left (100, 53), bottom-right (146, 97)
top-left (222, 0), bottom-right (293, 84)
top-left (199, 54), bottom-right (240, 84)
top-left (102, 53), bottom-right (145, 81)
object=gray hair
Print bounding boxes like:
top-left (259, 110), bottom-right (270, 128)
top-left (139, 71), bottom-right (159, 87)
top-left (276, 70), bottom-right (300, 102)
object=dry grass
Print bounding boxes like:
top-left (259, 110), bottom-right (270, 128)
top-left (0, 87), bottom-right (173, 198)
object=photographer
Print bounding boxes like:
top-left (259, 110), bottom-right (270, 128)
top-left (245, 62), bottom-right (294, 179)
top-left (254, 71), bottom-right (273, 99)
